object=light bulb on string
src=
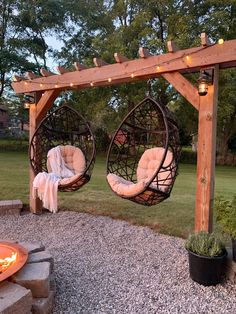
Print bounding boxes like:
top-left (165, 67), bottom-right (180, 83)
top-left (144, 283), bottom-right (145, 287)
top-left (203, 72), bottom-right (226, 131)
top-left (218, 38), bottom-right (224, 45)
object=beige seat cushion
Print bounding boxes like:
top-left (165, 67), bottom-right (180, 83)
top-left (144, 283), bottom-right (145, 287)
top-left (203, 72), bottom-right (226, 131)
top-left (137, 147), bottom-right (174, 192)
top-left (59, 145), bottom-right (86, 174)
top-left (47, 145), bottom-right (86, 186)
top-left (107, 147), bottom-right (175, 196)
top-left (107, 173), bottom-right (146, 198)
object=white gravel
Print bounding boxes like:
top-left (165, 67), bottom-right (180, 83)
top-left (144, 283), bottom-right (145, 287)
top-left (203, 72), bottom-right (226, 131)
top-left (0, 211), bottom-right (236, 314)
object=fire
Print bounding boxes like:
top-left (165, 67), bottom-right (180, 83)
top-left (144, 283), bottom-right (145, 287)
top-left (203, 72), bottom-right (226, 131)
top-left (0, 252), bottom-right (17, 273)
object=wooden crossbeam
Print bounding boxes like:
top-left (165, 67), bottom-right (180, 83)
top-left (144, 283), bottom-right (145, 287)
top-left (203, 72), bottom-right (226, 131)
top-left (40, 68), bottom-right (55, 77)
top-left (201, 32), bottom-right (211, 46)
top-left (167, 40), bottom-right (179, 53)
top-left (26, 72), bottom-right (39, 80)
top-left (73, 62), bottom-right (88, 71)
top-left (93, 58), bottom-right (108, 67)
top-left (162, 72), bottom-right (199, 110)
top-left (56, 66), bottom-right (70, 74)
top-left (114, 53), bottom-right (129, 63)
top-left (138, 47), bottom-right (151, 58)
top-left (12, 38), bottom-right (236, 94)
top-left (12, 75), bottom-right (26, 82)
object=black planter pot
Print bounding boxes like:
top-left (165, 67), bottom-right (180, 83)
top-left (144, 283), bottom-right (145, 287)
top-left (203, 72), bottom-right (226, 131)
top-left (187, 250), bottom-right (227, 286)
top-left (232, 238), bottom-right (236, 262)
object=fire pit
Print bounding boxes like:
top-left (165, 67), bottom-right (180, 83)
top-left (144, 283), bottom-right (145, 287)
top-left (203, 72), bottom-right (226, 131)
top-left (0, 241), bottom-right (28, 282)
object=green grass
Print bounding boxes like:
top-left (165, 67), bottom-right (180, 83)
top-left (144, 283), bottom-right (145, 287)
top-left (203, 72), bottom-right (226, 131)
top-left (0, 151), bottom-right (235, 238)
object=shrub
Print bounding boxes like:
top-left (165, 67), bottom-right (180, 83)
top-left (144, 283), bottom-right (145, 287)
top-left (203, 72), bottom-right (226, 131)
top-left (215, 195), bottom-right (236, 239)
top-left (0, 138), bottom-right (28, 152)
top-left (179, 150), bottom-right (197, 164)
top-left (185, 231), bottom-right (225, 257)
top-left (94, 128), bottom-right (110, 152)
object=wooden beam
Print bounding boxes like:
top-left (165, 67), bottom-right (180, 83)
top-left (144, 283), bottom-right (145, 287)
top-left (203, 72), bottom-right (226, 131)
top-left (12, 75), bottom-right (26, 82)
top-left (29, 90), bottom-right (60, 214)
top-left (26, 72), bottom-right (39, 80)
top-left (93, 58), bottom-right (108, 67)
top-left (40, 68), bottom-right (55, 77)
top-left (73, 62), bottom-right (88, 71)
top-left (162, 72), bottom-right (199, 110)
top-left (35, 90), bottom-right (60, 125)
top-left (56, 66), bottom-right (70, 74)
top-left (12, 38), bottom-right (236, 94)
top-left (138, 47), bottom-right (151, 58)
top-left (195, 65), bottom-right (219, 232)
top-left (201, 32), bottom-right (211, 47)
top-left (29, 92), bottom-right (43, 214)
top-left (114, 53), bottom-right (129, 63)
top-left (167, 40), bottom-right (179, 53)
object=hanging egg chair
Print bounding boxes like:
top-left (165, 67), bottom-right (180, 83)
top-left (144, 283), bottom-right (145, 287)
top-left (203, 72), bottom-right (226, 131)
top-left (106, 97), bottom-right (181, 206)
top-left (29, 105), bottom-right (96, 192)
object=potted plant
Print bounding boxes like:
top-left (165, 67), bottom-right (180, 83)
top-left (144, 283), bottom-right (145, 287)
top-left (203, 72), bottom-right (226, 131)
top-left (215, 195), bottom-right (236, 262)
top-left (185, 231), bottom-right (227, 286)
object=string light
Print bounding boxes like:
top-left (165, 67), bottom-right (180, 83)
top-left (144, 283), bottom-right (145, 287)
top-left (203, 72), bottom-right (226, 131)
top-left (24, 102), bottom-right (30, 109)
top-left (218, 38), bottom-right (224, 45)
top-left (13, 45), bottom-right (208, 91)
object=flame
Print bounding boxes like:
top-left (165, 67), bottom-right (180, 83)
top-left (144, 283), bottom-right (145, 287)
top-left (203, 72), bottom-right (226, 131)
top-left (0, 252), bottom-right (17, 273)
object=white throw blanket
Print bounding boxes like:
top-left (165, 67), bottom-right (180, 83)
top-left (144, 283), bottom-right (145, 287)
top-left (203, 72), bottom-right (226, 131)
top-left (33, 146), bottom-right (74, 213)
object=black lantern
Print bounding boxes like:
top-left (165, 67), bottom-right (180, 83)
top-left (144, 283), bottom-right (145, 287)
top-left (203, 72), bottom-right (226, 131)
top-left (198, 70), bottom-right (213, 96)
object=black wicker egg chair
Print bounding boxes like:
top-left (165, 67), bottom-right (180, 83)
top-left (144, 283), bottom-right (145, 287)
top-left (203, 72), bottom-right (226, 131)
top-left (106, 97), bottom-right (181, 206)
top-left (29, 105), bottom-right (96, 192)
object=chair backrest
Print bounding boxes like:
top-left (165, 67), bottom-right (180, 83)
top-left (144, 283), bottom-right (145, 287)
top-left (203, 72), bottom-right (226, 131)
top-left (137, 147), bottom-right (175, 192)
top-left (47, 145), bottom-right (86, 176)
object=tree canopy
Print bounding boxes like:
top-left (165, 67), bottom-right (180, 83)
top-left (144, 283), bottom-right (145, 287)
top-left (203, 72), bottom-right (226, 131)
top-left (1, 0), bottom-right (235, 156)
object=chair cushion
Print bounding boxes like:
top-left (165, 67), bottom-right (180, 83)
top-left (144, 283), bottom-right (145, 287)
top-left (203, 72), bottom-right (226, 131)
top-left (59, 173), bottom-right (81, 186)
top-left (107, 147), bottom-right (175, 197)
top-left (60, 145), bottom-right (86, 174)
top-left (137, 147), bottom-right (174, 192)
top-left (47, 145), bottom-right (86, 176)
top-left (107, 173), bottom-right (146, 198)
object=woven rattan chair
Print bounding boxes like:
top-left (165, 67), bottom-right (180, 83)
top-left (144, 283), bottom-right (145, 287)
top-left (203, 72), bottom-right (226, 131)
top-left (29, 105), bottom-right (96, 192)
top-left (106, 97), bottom-right (181, 206)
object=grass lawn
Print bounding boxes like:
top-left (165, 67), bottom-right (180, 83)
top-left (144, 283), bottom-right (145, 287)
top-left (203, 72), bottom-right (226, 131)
top-left (0, 151), bottom-right (235, 238)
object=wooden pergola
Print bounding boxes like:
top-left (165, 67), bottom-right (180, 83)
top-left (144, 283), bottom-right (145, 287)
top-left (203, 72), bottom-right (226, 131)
top-left (12, 33), bottom-right (236, 232)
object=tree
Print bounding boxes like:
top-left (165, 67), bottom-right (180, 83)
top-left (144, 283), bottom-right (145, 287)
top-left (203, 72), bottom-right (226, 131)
top-left (0, 0), bottom-right (68, 129)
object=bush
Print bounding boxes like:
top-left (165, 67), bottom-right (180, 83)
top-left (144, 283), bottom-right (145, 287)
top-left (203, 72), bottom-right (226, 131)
top-left (0, 139), bottom-right (28, 152)
top-left (185, 231), bottom-right (225, 257)
top-left (215, 195), bottom-right (236, 239)
top-left (94, 128), bottom-right (110, 152)
top-left (179, 149), bottom-right (197, 164)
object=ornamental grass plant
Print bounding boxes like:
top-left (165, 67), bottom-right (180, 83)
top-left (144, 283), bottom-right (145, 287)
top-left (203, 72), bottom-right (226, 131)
top-left (185, 231), bottom-right (226, 257)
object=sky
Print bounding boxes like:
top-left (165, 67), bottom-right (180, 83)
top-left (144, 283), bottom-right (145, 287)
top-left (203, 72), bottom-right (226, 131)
top-left (45, 36), bottom-right (63, 70)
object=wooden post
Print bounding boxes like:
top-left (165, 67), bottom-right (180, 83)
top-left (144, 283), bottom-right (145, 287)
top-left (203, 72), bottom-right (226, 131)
top-left (29, 92), bottom-right (43, 214)
top-left (195, 65), bottom-right (219, 232)
top-left (29, 90), bottom-right (59, 214)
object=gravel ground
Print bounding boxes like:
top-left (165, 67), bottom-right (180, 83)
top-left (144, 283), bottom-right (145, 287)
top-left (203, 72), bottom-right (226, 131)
top-left (0, 211), bottom-right (235, 314)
